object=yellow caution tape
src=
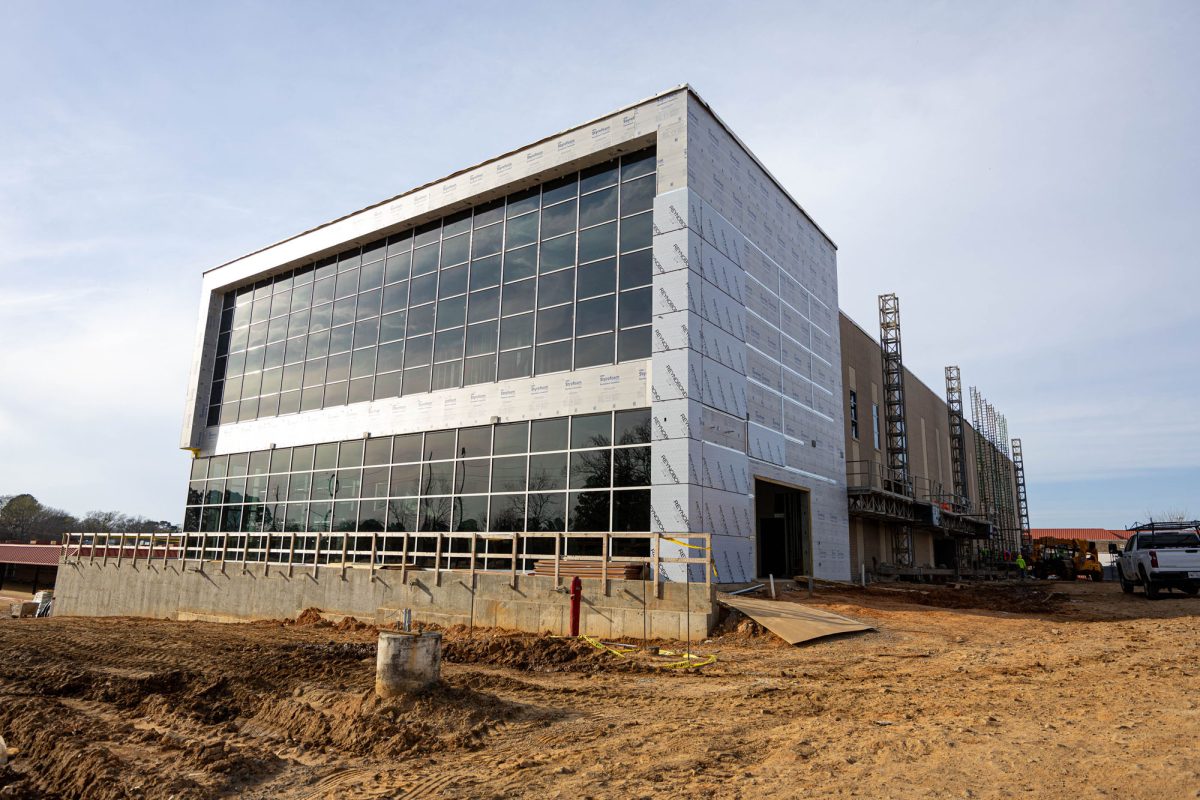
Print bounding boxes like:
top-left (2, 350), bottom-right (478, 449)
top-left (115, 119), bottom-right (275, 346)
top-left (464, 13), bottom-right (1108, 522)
top-left (660, 536), bottom-right (720, 581)
top-left (575, 636), bottom-right (716, 669)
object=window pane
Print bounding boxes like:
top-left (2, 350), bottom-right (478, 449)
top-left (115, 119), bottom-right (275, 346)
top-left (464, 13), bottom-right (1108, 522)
top-left (493, 421), bottom-right (529, 455)
top-left (529, 452), bottom-right (568, 490)
top-left (489, 494), bottom-right (526, 532)
top-left (465, 321), bottom-right (497, 356)
top-left (456, 458), bottom-right (490, 494)
top-left (420, 497), bottom-right (452, 531)
top-left (434, 328), bottom-right (464, 362)
top-left (463, 354), bottom-right (496, 385)
top-left (571, 450), bottom-right (611, 489)
top-left (470, 254), bottom-right (501, 289)
top-left (436, 296), bottom-right (467, 329)
top-left (500, 313), bottom-right (533, 350)
top-left (491, 456), bottom-right (527, 492)
top-left (619, 250), bottom-right (652, 290)
top-left (535, 341), bottom-right (572, 374)
top-left (579, 185), bottom-right (618, 228)
top-left (575, 332), bottom-right (614, 368)
top-left (474, 199), bottom-right (505, 228)
top-left (530, 417), bottom-right (568, 452)
top-left (578, 221), bottom-right (617, 264)
top-left (401, 366), bottom-right (430, 395)
top-left (615, 408), bottom-right (652, 445)
top-left (424, 430), bottom-right (456, 461)
top-left (380, 311), bottom-right (406, 344)
top-left (536, 305), bottom-right (573, 343)
top-left (454, 496), bottom-right (488, 532)
top-left (507, 188), bottom-right (539, 217)
top-left (576, 295), bottom-right (614, 336)
top-left (458, 426), bottom-right (491, 458)
top-left (580, 159), bottom-right (618, 194)
top-left (413, 244), bottom-right (439, 275)
top-left (323, 352), bottom-right (348, 383)
top-left (328, 324), bottom-right (353, 354)
top-left (407, 304), bottom-right (434, 337)
top-left (404, 334), bottom-right (432, 367)
top-left (621, 148), bottom-right (656, 181)
top-left (505, 213), bottom-right (538, 249)
top-left (390, 463), bottom-right (421, 496)
top-left (385, 252), bottom-right (411, 284)
top-left (612, 489), bottom-right (651, 532)
top-left (441, 234), bottom-right (469, 267)
top-left (613, 446), bottom-right (650, 486)
top-left (572, 412), bottom-right (611, 449)
top-left (617, 326), bottom-right (651, 361)
top-left (472, 224), bottom-right (503, 259)
top-left (438, 264), bottom-right (468, 297)
top-left (497, 347), bottom-right (531, 380)
top-left (503, 244), bottom-right (536, 282)
top-left (542, 173), bottom-right (578, 205)
top-left (538, 268), bottom-right (574, 308)
top-left (578, 258), bottom-right (616, 299)
top-left (386, 498), bottom-right (418, 532)
top-left (501, 279), bottom-right (535, 316)
top-left (353, 317), bottom-right (379, 349)
top-left (467, 287), bottom-right (500, 322)
top-left (422, 461), bottom-right (454, 495)
top-left (376, 340), bottom-right (405, 374)
top-left (620, 212), bottom-right (652, 253)
top-left (568, 491), bottom-right (610, 532)
top-left (620, 174), bottom-right (655, 216)
top-left (409, 273), bottom-right (437, 306)
top-left (540, 234), bottom-right (576, 273)
top-left (541, 200), bottom-right (576, 239)
top-left (619, 287), bottom-right (652, 329)
top-left (431, 361), bottom-right (461, 392)
top-left (526, 492), bottom-right (566, 532)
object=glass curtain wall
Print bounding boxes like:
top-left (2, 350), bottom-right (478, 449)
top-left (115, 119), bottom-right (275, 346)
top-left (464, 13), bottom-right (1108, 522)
top-left (206, 148), bottom-right (656, 427)
top-left (183, 409), bottom-right (652, 563)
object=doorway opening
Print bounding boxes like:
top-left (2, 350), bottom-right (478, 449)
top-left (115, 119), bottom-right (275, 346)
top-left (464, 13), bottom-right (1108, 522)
top-left (755, 478), bottom-right (810, 579)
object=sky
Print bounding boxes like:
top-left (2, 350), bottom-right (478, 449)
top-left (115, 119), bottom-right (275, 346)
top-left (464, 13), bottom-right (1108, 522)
top-left (1, 1), bottom-right (1196, 528)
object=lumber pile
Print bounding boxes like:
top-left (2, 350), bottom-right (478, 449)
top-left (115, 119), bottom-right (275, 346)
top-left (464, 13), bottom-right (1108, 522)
top-left (532, 560), bottom-right (644, 580)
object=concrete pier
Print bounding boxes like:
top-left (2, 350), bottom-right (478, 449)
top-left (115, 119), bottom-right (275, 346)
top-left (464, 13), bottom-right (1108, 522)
top-left (375, 631), bottom-right (442, 697)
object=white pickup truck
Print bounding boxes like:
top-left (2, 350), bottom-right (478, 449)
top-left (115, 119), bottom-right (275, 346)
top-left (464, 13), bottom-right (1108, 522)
top-left (1112, 530), bottom-right (1200, 598)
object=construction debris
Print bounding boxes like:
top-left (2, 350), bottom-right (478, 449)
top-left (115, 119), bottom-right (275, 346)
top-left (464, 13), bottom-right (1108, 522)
top-left (717, 593), bottom-right (875, 645)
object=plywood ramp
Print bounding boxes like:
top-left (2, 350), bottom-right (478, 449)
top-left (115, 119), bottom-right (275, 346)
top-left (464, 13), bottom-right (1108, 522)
top-left (717, 593), bottom-right (875, 645)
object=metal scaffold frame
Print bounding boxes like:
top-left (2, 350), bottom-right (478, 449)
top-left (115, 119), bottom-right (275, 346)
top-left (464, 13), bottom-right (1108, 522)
top-left (878, 293), bottom-right (913, 567)
top-left (944, 366), bottom-right (968, 509)
top-left (1011, 438), bottom-right (1032, 556)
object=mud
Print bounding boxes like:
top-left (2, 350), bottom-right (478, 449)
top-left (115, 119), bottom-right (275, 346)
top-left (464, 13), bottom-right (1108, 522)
top-left (0, 581), bottom-right (1196, 799)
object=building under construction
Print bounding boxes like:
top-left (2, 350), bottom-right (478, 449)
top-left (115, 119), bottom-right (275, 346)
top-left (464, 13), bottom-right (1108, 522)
top-left (839, 295), bottom-right (1030, 579)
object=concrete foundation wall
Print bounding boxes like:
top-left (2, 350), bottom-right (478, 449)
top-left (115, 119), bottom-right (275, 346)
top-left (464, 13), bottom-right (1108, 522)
top-left (54, 560), bottom-right (714, 641)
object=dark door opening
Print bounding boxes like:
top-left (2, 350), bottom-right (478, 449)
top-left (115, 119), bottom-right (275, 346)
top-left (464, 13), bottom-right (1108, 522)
top-left (755, 478), bottom-right (810, 579)
top-left (933, 537), bottom-right (957, 570)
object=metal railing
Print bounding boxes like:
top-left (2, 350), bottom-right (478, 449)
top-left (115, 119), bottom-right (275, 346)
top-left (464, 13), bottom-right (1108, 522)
top-left (845, 459), bottom-right (976, 512)
top-left (61, 530), bottom-right (713, 597)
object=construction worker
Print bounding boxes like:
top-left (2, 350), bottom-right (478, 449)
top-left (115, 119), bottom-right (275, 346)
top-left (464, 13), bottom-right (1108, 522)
top-left (1016, 553), bottom-right (1028, 580)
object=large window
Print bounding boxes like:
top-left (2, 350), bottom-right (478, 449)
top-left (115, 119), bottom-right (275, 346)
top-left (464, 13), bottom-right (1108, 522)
top-left (183, 409), bottom-right (652, 562)
top-left (205, 148), bottom-right (656, 427)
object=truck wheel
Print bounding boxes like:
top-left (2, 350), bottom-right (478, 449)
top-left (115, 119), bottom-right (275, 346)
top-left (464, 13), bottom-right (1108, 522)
top-left (1140, 567), bottom-right (1159, 599)
top-left (1118, 568), bottom-right (1134, 594)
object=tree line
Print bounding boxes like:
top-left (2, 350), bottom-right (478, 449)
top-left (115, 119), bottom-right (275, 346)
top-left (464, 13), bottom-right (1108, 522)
top-left (0, 494), bottom-right (178, 543)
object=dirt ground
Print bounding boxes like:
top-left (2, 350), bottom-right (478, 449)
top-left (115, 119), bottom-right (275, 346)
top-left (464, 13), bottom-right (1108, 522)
top-left (1, 580), bottom-right (1197, 799)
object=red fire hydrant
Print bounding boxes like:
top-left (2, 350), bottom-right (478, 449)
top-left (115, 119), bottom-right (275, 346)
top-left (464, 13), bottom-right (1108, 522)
top-left (569, 576), bottom-right (582, 637)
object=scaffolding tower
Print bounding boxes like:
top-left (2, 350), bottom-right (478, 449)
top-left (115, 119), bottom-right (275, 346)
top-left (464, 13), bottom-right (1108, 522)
top-left (944, 366), bottom-right (968, 509)
top-left (1011, 438), bottom-right (1032, 556)
top-left (878, 293), bottom-right (913, 567)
